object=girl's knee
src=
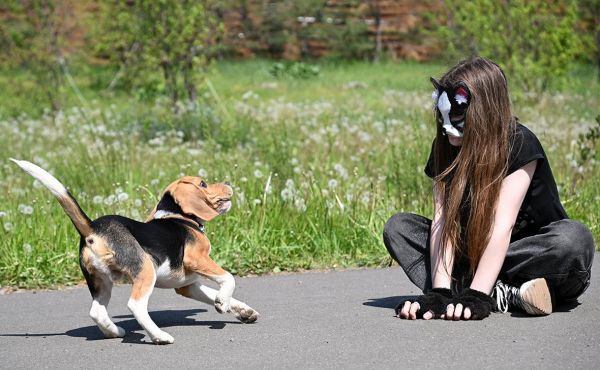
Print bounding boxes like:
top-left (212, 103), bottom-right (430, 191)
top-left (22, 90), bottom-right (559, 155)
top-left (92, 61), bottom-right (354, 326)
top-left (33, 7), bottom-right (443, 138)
top-left (383, 212), bottom-right (426, 239)
top-left (550, 220), bottom-right (595, 267)
top-left (383, 212), bottom-right (411, 238)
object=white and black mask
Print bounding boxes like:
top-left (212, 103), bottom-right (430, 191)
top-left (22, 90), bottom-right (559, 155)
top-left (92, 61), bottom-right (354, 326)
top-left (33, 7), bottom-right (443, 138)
top-left (431, 77), bottom-right (471, 138)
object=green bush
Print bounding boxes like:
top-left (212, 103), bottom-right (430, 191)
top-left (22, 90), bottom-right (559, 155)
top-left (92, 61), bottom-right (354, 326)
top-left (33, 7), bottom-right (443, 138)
top-left (438, 0), bottom-right (584, 91)
top-left (93, 0), bottom-right (224, 106)
top-left (0, 0), bottom-right (66, 111)
top-left (269, 61), bottom-right (320, 79)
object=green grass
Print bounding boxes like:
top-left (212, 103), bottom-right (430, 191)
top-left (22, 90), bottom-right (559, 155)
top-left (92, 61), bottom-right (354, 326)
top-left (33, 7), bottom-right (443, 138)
top-left (0, 59), bottom-right (598, 289)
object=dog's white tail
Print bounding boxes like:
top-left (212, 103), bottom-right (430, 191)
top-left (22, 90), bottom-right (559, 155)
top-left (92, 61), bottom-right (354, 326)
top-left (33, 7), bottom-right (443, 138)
top-left (10, 159), bottom-right (94, 237)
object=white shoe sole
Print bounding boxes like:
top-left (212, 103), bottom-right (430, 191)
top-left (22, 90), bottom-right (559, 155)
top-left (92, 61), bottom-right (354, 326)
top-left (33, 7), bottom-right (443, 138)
top-left (520, 278), bottom-right (552, 315)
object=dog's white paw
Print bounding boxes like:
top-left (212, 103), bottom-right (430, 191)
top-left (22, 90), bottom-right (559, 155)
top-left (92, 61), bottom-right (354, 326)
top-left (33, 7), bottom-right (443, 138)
top-left (230, 303), bottom-right (259, 324)
top-left (151, 331), bottom-right (175, 345)
top-left (101, 325), bottom-right (126, 338)
top-left (214, 296), bottom-right (231, 314)
top-left (114, 326), bottom-right (126, 338)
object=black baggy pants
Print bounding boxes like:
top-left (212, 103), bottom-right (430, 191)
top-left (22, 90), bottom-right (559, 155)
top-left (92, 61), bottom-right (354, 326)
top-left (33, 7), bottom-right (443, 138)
top-left (383, 213), bottom-right (595, 302)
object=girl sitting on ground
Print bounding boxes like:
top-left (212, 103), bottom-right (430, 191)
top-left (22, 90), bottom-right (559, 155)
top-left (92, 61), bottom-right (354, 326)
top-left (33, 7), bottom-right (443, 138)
top-left (383, 57), bottom-right (595, 320)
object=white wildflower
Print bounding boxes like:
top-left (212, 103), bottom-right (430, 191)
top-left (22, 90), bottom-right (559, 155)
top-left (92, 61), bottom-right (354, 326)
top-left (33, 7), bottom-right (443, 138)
top-left (360, 192), bottom-right (371, 206)
top-left (328, 179), bottom-right (338, 189)
top-left (4, 222), bottom-right (13, 232)
top-left (333, 163), bottom-right (348, 179)
top-left (281, 188), bottom-right (294, 201)
top-left (254, 169), bottom-right (263, 178)
top-left (104, 195), bottom-right (115, 206)
top-left (294, 198), bottom-right (307, 212)
top-left (237, 191), bottom-right (246, 205)
top-left (198, 168), bottom-right (208, 177)
top-left (0, 211), bottom-right (7, 218)
top-left (18, 204), bottom-right (34, 215)
top-left (23, 243), bottom-right (32, 254)
top-left (117, 193), bottom-right (129, 202)
top-left (240, 177), bottom-right (248, 183)
top-left (150, 179), bottom-right (160, 186)
top-left (134, 199), bottom-right (143, 207)
top-left (93, 196), bottom-right (103, 204)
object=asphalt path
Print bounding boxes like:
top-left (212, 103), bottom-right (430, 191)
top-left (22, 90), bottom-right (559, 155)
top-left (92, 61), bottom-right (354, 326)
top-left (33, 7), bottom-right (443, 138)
top-left (1, 253), bottom-right (599, 369)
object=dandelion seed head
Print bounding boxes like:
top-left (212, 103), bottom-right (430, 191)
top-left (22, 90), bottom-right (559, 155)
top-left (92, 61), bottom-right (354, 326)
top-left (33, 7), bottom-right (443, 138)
top-left (104, 195), bottom-right (115, 206)
top-left (281, 188), bottom-right (294, 201)
top-left (18, 204), bottom-right (34, 215)
top-left (294, 198), bottom-right (307, 212)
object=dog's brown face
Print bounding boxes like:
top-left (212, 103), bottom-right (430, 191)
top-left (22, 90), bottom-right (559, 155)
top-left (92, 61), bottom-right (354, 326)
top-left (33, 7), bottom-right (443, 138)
top-left (150, 176), bottom-right (233, 223)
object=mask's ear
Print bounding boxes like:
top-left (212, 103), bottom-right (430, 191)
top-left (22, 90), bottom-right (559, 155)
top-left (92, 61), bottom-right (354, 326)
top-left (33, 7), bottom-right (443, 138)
top-left (170, 181), bottom-right (220, 222)
top-left (430, 77), bottom-right (442, 90)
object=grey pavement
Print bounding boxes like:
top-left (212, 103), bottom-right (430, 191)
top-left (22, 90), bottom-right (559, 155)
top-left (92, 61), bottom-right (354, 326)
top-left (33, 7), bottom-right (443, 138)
top-left (1, 253), bottom-right (599, 369)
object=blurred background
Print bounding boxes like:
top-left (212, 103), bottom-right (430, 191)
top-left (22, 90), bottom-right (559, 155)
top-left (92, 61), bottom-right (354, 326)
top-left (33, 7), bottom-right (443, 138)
top-left (0, 1), bottom-right (598, 289)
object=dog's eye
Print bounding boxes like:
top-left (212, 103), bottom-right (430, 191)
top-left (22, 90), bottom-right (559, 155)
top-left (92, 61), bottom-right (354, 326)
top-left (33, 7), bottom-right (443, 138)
top-left (200, 180), bottom-right (208, 188)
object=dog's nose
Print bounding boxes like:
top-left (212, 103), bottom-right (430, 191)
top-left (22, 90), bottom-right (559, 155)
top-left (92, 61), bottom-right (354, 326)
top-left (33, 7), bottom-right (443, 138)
top-left (224, 181), bottom-right (231, 186)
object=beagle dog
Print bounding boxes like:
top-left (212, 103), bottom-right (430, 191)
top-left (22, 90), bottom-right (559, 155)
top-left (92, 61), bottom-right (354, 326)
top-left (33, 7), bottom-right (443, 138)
top-left (11, 159), bottom-right (258, 344)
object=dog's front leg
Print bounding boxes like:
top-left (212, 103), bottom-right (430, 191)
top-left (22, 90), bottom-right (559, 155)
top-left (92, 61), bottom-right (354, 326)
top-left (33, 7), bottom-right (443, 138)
top-left (175, 283), bottom-right (259, 323)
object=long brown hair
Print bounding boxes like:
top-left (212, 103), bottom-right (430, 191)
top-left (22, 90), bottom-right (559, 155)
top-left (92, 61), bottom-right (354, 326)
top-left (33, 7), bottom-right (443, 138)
top-left (433, 57), bottom-right (516, 275)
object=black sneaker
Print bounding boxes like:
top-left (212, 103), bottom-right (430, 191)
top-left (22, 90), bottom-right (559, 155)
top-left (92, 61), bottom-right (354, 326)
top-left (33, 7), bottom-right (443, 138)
top-left (492, 278), bottom-right (552, 315)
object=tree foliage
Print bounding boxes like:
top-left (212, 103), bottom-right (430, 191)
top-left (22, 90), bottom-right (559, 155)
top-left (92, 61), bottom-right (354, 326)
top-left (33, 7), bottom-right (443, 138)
top-left (0, 0), bottom-right (69, 110)
top-left (438, 0), bottom-right (584, 91)
top-left (94, 0), bottom-right (224, 104)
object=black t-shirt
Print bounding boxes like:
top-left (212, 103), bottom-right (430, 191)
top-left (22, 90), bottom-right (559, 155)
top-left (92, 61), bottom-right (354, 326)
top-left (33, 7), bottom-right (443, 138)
top-left (424, 123), bottom-right (568, 241)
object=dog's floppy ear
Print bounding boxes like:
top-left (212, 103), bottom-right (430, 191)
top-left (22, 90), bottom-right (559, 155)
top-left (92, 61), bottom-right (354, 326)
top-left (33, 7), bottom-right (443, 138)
top-left (170, 180), bottom-right (220, 222)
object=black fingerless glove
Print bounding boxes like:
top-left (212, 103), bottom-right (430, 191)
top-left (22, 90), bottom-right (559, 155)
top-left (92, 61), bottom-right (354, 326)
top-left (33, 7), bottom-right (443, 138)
top-left (453, 288), bottom-right (494, 320)
top-left (395, 288), bottom-right (453, 318)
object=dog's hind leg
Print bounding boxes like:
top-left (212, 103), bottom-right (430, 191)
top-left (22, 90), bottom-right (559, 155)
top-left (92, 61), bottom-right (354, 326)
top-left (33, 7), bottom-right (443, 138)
top-left (127, 255), bottom-right (174, 344)
top-left (81, 247), bottom-right (125, 338)
top-left (175, 283), bottom-right (259, 323)
top-left (89, 276), bottom-right (126, 338)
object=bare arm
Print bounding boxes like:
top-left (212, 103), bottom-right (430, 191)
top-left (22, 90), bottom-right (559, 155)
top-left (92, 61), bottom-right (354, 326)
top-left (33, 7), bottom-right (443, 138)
top-left (399, 182), bottom-right (455, 320)
top-left (430, 183), bottom-right (453, 289)
top-left (469, 160), bottom-right (537, 294)
top-left (447, 160), bottom-right (537, 320)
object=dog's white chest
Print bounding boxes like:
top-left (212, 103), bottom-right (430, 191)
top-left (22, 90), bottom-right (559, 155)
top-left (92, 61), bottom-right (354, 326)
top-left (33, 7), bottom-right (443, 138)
top-left (154, 259), bottom-right (199, 289)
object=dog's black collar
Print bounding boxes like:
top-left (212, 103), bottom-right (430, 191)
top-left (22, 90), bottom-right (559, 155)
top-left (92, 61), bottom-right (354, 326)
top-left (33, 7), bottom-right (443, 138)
top-left (170, 217), bottom-right (205, 234)
top-left (154, 212), bottom-right (205, 234)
